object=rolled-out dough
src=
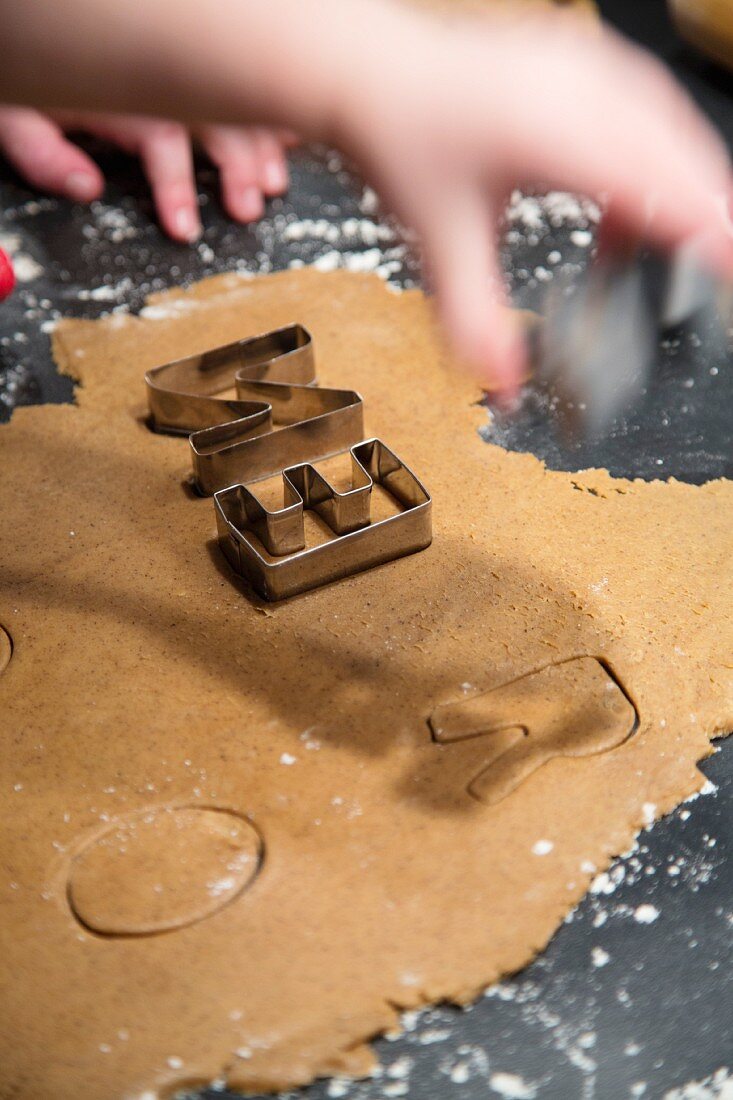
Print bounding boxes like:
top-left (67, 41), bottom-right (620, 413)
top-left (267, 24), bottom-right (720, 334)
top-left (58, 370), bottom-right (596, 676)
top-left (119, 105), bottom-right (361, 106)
top-left (0, 269), bottom-right (730, 1099)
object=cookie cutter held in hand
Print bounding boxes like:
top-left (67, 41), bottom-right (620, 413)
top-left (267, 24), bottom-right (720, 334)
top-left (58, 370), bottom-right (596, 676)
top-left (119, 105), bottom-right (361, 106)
top-left (146, 324), bottom-right (364, 495)
top-left (215, 438), bottom-right (432, 601)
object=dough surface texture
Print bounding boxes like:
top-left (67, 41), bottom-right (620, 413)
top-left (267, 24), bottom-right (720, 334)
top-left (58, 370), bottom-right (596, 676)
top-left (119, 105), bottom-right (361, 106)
top-left (0, 270), bottom-right (730, 1099)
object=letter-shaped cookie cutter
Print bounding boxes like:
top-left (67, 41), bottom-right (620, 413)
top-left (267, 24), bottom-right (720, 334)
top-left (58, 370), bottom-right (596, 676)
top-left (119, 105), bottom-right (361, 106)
top-left (215, 438), bottom-right (432, 601)
top-left (146, 323), bottom-right (433, 600)
top-left (146, 324), bottom-right (364, 495)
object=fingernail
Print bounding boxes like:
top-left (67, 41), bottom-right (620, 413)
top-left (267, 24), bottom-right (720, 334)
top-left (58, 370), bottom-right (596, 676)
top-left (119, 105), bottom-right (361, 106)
top-left (262, 161), bottom-right (287, 194)
top-left (174, 207), bottom-right (201, 242)
top-left (65, 172), bottom-right (99, 202)
top-left (237, 186), bottom-right (264, 222)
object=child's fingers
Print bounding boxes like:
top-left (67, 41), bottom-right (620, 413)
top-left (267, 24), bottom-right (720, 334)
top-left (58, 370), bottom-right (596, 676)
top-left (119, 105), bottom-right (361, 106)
top-left (419, 183), bottom-right (525, 397)
top-left (251, 128), bottom-right (289, 197)
top-left (199, 125), bottom-right (264, 223)
top-left (137, 122), bottom-right (201, 242)
top-left (0, 106), bottom-right (103, 201)
top-left (50, 113), bottom-right (203, 242)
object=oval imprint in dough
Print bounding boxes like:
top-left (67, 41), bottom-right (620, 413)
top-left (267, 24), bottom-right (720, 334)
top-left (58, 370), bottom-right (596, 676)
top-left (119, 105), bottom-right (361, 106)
top-left (68, 806), bottom-right (263, 936)
top-left (0, 625), bottom-right (12, 675)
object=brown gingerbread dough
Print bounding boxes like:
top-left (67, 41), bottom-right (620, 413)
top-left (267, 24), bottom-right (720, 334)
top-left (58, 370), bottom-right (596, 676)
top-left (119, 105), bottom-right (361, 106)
top-left (0, 269), bottom-right (730, 1099)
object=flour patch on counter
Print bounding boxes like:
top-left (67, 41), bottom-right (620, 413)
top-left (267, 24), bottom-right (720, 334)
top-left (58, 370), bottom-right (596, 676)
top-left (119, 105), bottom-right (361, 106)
top-left (633, 904), bottom-right (659, 924)
top-left (0, 232), bottom-right (43, 282)
top-left (490, 1070), bottom-right (538, 1099)
top-left (663, 1067), bottom-right (733, 1099)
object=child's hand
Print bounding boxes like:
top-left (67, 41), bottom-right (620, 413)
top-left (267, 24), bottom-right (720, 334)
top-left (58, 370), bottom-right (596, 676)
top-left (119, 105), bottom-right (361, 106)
top-left (339, 8), bottom-right (733, 395)
top-left (3, 0), bottom-right (731, 395)
top-left (0, 106), bottom-right (297, 241)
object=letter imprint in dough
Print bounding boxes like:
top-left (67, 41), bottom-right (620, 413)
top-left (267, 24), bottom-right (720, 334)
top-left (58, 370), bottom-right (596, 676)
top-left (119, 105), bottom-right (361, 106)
top-left (429, 657), bottom-right (638, 806)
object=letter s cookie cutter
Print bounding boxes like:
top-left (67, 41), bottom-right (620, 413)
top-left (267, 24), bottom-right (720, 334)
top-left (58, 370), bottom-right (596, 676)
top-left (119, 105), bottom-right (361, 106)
top-left (146, 324), bottom-right (364, 496)
top-left (146, 323), bottom-right (432, 600)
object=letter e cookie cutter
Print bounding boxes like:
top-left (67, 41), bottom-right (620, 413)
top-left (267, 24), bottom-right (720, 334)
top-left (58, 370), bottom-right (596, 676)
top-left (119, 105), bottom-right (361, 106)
top-left (215, 438), bottom-right (432, 600)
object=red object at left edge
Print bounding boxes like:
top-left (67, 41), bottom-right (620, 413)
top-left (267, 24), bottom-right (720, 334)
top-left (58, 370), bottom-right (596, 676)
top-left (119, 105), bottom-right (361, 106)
top-left (0, 247), bottom-right (15, 300)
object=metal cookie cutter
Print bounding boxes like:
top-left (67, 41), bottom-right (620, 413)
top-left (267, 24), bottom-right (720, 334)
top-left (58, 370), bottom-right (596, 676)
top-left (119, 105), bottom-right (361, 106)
top-left (147, 322), bottom-right (432, 600)
top-left (214, 438), bottom-right (432, 601)
top-left (146, 324), bottom-right (364, 495)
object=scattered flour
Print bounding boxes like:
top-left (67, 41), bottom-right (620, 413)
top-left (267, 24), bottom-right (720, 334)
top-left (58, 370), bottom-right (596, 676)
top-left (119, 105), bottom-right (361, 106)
top-left (686, 780), bottom-right (718, 801)
top-left (506, 190), bottom-right (600, 233)
top-left (591, 946), bottom-right (610, 968)
top-left (570, 229), bottom-right (594, 248)
top-left (418, 1028), bottom-right (452, 1045)
top-left (633, 904), bottom-right (659, 925)
top-left (293, 244), bottom-right (406, 283)
top-left (327, 1080), bottom-right (351, 1099)
top-left (490, 1071), bottom-right (538, 1098)
top-left (360, 186), bottom-right (379, 215)
top-left (590, 865), bottom-right (626, 896)
top-left (88, 201), bottom-right (140, 243)
top-left (385, 1055), bottom-right (413, 1080)
top-left (450, 1061), bottom-right (470, 1084)
top-left (139, 299), bottom-right (203, 320)
top-left (664, 1068), bottom-right (733, 1100)
top-left (10, 253), bottom-right (43, 283)
top-left (440, 1044), bottom-right (490, 1086)
top-left (281, 216), bottom-right (392, 247)
top-left (642, 803), bottom-right (657, 826)
top-left (78, 277), bottom-right (135, 303)
top-left (0, 232), bottom-right (43, 282)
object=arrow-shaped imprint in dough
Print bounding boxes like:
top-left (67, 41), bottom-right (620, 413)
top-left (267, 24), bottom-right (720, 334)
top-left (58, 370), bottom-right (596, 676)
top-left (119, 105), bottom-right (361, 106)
top-left (428, 657), bottom-right (638, 806)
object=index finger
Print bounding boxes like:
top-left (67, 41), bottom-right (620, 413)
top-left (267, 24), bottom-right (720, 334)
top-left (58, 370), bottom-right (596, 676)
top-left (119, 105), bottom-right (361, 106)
top-left (139, 122), bottom-right (202, 243)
